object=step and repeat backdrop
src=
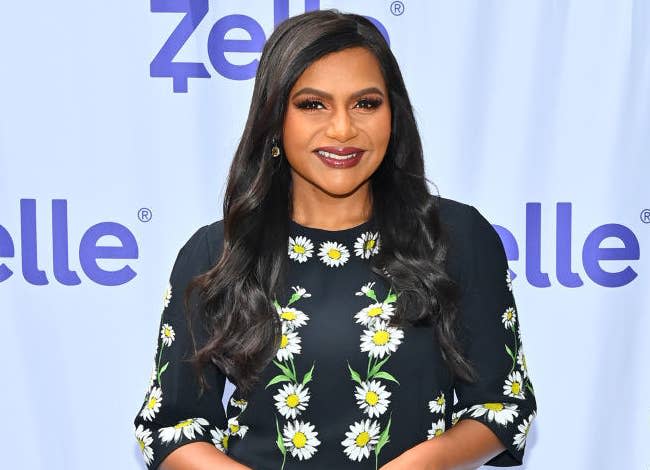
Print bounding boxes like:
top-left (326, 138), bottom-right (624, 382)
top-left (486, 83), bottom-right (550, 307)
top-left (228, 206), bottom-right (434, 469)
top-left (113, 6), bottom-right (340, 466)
top-left (1, 1), bottom-right (648, 469)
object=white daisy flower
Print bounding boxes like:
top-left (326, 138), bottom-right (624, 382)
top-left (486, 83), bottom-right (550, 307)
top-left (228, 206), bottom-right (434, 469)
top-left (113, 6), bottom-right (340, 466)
top-left (230, 397), bottom-right (248, 411)
top-left (451, 408), bottom-right (468, 426)
top-left (288, 236), bottom-right (314, 263)
top-left (274, 382), bottom-right (311, 419)
top-left (354, 231), bottom-right (380, 259)
top-left (469, 403), bottom-right (519, 426)
top-left (427, 418), bottom-right (445, 439)
top-left (140, 386), bottom-right (163, 421)
top-left (501, 307), bottom-right (517, 329)
top-left (277, 306), bottom-right (309, 331)
top-left (210, 427), bottom-right (229, 453)
top-left (158, 417), bottom-right (209, 444)
top-left (291, 285), bottom-right (312, 298)
top-left (428, 392), bottom-right (446, 414)
top-left (354, 302), bottom-right (395, 326)
top-left (276, 328), bottom-right (301, 361)
top-left (163, 281), bottom-right (172, 309)
top-left (517, 349), bottom-right (528, 379)
top-left (355, 281), bottom-right (376, 297)
top-left (283, 420), bottom-right (321, 460)
top-left (135, 424), bottom-right (154, 466)
top-left (360, 320), bottom-right (404, 359)
top-left (503, 370), bottom-right (525, 399)
top-left (506, 269), bottom-right (513, 291)
top-left (160, 323), bottom-right (175, 346)
top-left (354, 380), bottom-right (391, 418)
top-left (513, 413), bottom-right (535, 450)
top-left (227, 416), bottom-right (249, 438)
top-left (341, 419), bottom-right (381, 461)
top-left (318, 241), bottom-right (350, 267)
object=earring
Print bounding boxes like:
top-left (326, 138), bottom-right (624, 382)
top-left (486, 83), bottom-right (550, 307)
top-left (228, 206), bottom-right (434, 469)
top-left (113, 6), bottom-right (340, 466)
top-left (271, 138), bottom-right (281, 158)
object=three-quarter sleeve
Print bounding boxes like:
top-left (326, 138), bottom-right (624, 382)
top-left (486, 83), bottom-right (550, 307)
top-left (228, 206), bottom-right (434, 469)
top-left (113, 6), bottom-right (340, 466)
top-left (451, 205), bottom-right (537, 466)
top-left (133, 225), bottom-right (229, 469)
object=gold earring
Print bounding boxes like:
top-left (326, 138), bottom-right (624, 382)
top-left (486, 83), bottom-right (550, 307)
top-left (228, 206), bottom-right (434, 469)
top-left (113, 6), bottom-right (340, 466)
top-left (271, 138), bottom-right (281, 158)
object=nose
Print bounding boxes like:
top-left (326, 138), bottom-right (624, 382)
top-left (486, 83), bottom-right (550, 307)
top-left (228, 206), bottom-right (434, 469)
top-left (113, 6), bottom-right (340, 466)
top-left (325, 107), bottom-right (358, 142)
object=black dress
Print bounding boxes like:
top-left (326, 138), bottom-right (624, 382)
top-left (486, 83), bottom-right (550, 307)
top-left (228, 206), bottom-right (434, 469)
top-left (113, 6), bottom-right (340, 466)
top-left (133, 196), bottom-right (537, 469)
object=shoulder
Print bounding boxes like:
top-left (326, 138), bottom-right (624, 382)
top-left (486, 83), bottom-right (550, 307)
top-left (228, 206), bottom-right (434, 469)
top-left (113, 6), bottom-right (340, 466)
top-left (434, 195), bottom-right (506, 282)
top-left (175, 219), bottom-right (225, 273)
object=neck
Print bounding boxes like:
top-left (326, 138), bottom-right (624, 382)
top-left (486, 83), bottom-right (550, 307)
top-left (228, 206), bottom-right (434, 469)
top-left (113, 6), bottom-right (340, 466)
top-left (290, 178), bottom-right (373, 231)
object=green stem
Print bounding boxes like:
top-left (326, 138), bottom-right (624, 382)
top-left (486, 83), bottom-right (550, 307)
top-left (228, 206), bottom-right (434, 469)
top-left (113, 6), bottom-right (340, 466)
top-left (289, 356), bottom-right (297, 383)
top-left (156, 344), bottom-right (165, 384)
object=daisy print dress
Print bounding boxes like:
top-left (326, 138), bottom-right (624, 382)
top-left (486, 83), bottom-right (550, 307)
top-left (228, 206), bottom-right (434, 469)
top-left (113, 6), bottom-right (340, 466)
top-left (133, 196), bottom-right (537, 469)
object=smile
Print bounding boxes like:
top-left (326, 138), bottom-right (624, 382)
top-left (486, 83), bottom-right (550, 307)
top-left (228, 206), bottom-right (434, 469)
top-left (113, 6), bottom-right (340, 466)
top-left (313, 149), bottom-right (365, 168)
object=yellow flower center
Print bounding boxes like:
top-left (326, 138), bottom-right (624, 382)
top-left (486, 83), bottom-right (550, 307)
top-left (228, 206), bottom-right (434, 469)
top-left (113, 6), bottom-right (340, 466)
top-left (372, 330), bottom-right (390, 346)
top-left (223, 434), bottom-right (229, 449)
top-left (230, 423), bottom-right (240, 433)
top-left (435, 428), bottom-right (444, 437)
top-left (328, 248), bottom-right (341, 260)
top-left (292, 431), bottom-right (307, 448)
top-left (355, 431), bottom-right (371, 447)
top-left (511, 382), bottom-right (521, 395)
top-left (138, 438), bottom-right (145, 450)
top-left (437, 396), bottom-right (445, 406)
top-left (365, 391), bottom-right (379, 405)
top-left (367, 306), bottom-right (383, 317)
top-left (286, 394), bottom-right (300, 408)
top-left (281, 310), bottom-right (297, 321)
top-left (174, 419), bottom-right (193, 429)
top-left (293, 244), bottom-right (305, 254)
top-left (280, 335), bottom-right (289, 348)
top-left (484, 403), bottom-right (504, 411)
top-left (365, 239), bottom-right (376, 249)
top-left (164, 328), bottom-right (172, 337)
top-left (147, 397), bottom-right (158, 409)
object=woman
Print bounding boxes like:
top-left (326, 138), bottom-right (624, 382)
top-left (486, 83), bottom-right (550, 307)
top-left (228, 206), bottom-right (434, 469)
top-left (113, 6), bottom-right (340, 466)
top-left (134, 9), bottom-right (536, 470)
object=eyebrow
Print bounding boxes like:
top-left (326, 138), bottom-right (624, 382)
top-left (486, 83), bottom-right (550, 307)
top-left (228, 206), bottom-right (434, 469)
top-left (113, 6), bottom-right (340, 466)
top-left (291, 86), bottom-right (385, 100)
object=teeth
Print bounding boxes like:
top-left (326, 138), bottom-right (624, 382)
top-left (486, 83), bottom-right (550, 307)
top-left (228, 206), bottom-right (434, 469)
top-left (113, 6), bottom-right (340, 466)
top-left (317, 150), bottom-right (359, 160)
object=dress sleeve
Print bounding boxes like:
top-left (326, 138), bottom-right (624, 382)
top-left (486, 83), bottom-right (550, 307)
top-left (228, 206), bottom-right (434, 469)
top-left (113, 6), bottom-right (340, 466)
top-left (133, 225), bottom-right (229, 470)
top-left (451, 205), bottom-right (537, 466)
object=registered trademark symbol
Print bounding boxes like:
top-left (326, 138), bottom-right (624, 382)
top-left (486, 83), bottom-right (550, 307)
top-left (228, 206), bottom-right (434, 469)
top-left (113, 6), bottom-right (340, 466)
top-left (640, 208), bottom-right (650, 224)
top-left (390, 1), bottom-right (405, 16)
top-left (138, 207), bottom-right (152, 223)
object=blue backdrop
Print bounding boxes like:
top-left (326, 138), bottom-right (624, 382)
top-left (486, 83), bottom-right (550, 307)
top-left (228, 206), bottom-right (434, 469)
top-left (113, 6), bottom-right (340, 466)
top-left (1, 1), bottom-right (648, 469)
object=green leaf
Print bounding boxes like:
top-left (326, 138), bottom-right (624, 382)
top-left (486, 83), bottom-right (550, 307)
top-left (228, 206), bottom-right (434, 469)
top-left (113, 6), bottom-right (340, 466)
top-left (368, 355), bottom-right (391, 378)
top-left (347, 362), bottom-right (363, 385)
top-left (272, 360), bottom-right (296, 381)
top-left (275, 417), bottom-right (286, 455)
top-left (302, 363), bottom-right (315, 386)
top-left (504, 344), bottom-right (516, 361)
top-left (384, 292), bottom-right (397, 304)
top-left (157, 361), bottom-right (169, 383)
top-left (373, 370), bottom-right (400, 385)
top-left (375, 415), bottom-right (392, 456)
top-left (265, 374), bottom-right (292, 389)
top-left (287, 292), bottom-right (301, 306)
top-left (366, 289), bottom-right (378, 302)
top-left (272, 298), bottom-right (281, 310)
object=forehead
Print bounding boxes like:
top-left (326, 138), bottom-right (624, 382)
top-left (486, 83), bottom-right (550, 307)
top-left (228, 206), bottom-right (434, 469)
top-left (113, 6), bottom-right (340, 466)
top-left (290, 47), bottom-right (386, 93)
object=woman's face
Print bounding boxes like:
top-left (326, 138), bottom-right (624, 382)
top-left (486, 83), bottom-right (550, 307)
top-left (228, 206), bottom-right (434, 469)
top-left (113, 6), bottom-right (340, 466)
top-left (282, 46), bottom-right (391, 198)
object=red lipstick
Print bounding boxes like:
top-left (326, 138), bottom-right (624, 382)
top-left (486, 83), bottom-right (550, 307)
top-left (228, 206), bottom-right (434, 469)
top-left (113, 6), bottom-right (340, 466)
top-left (313, 146), bottom-right (365, 169)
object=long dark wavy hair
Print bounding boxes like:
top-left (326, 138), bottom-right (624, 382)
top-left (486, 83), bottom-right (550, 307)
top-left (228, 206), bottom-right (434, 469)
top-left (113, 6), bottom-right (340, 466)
top-left (185, 9), bottom-right (477, 395)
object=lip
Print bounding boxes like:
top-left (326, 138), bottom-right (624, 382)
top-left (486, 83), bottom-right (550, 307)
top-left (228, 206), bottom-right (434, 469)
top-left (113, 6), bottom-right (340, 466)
top-left (313, 147), bottom-right (365, 169)
top-left (314, 146), bottom-right (365, 155)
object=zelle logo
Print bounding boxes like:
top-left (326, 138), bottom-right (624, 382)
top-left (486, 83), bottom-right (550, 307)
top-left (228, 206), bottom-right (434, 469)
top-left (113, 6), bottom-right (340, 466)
top-left (150, 0), bottom-right (389, 92)
top-left (0, 200), bottom-right (641, 287)
top-left (0, 200), bottom-right (138, 286)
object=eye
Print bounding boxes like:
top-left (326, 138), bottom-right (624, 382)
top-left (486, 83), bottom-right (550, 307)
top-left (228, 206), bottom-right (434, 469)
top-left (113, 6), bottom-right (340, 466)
top-left (295, 99), bottom-right (324, 111)
top-left (355, 97), bottom-right (383, 110)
